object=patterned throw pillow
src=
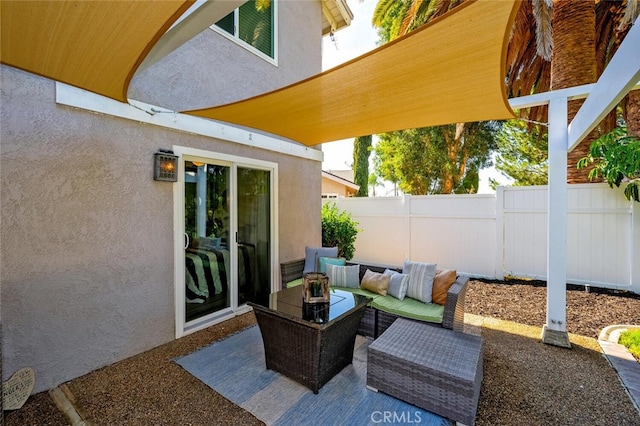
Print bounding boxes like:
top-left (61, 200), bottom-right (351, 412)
top-left (360, 269), bottom-right (391, 296)
top-left (303, 246), bottom-right (338, 273)
top-left (383, 269), bottom-right (409, 300)
top-left (325, 264), bottom-right (360, 289)
top-left (318, 257), bottom-right (346, 273)
top-left (403, 260), bottom-right (437, 304)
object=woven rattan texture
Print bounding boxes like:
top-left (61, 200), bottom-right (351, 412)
top-left (280, 258), bottom-right (469, 335)
top-left (367, 318), bottom-right (483, 425)
top-left (252, 302), bottom-right (367, 393)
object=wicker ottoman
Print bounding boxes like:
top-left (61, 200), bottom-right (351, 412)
top-left (367, 318), bottom-right (483, 426)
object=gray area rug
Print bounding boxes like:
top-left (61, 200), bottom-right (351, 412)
top-left (175, 325), bottom-right (452, 425)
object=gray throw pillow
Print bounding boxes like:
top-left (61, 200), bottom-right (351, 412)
top-left (383, 269), bottom-right (409, 300)
top-left (403, 260), bottom-right (437, 304)
top-left (303, 246), bottom-right (338, 273)
top-left (325, 264), bottom-right (360, 289)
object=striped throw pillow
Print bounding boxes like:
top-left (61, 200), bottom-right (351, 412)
top-left (403, 261), bottom-right (437, 304)
top-left (325, 264), bottom-right (360, 289)
top-left (383, 269), bottom-right (410, 300)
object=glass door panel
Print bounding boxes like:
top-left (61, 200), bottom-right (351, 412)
top-left (184, 161), bottom-right (231, 322)
top-left (237, 167), bottom-right (271, 306)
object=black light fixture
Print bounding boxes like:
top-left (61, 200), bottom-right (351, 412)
top-left (153, 149), bottom-right (178, 182)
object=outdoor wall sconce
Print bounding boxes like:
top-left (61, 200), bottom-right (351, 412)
top-left (153, 149), bottom-right (178, 182)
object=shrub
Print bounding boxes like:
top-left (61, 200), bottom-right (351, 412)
top-left (321, 202), bottom-right (360, 260)
top-left (619, 329), bottom-right (640, 362)
top-left (577, 126), bottom-right (640, 202)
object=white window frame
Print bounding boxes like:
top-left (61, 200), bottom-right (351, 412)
top-left (209, 0), bottom-right (278, 66)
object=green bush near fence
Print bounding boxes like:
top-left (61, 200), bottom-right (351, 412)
top-left (321, 202), bottom-right (360, 261)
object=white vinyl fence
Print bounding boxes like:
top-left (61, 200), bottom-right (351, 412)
top-left (326, 183), bottom-right (639, 293)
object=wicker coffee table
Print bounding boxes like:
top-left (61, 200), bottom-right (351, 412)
top-left (367, 318), bottom-right (483, 425)
top-left (248, 287), bottom-right (371, 393)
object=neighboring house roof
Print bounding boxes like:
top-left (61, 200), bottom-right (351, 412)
top-left (321, 0), bottom-right (353, 35)
top-left (322, 170), bottom-right (359, 191)
top-left (325, 169), bottom-right (354, 183)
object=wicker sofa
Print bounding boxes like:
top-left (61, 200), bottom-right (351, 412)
top-left (280, 259), bottom-right (469, 337)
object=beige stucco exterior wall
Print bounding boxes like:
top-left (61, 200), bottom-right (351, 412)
top-left (1, 1), bottom-right (323, 393)
top-left (129, 2), bottom-right (322, 111)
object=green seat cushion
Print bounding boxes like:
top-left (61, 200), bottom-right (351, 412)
top-left (371, 295), bottom-right (444, 324)
top-left (330, 286), bottom-right (381, 301)
top-left (286, 278), bottom-right (303, 287)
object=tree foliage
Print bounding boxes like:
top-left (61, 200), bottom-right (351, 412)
top-left (490, 120), bottom-right (548, 189)
top-left (577, 126), bottom-right (640, 202)
top-left (353, 135), bottom-right (372, 197)
top-left (371, 1), bottom-right (498, 194)
top-left (374, 122), bottom-right (499, 195)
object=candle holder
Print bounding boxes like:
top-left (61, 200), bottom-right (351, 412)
top-left (302, 272), bottom-right (330, 303)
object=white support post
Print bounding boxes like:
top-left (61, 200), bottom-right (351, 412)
top-left (542, 97), bottom-right (571, 348)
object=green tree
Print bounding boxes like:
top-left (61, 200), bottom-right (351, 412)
top-left (373, 142), bottom-right (401, 195)
top-left (353, 135), bottom-right (372, 197)
top-left (374, 122), bottom-right (498, 195)
top-left (372, 2), bottom-right (498, 194)
top-left (491, 120), bottom-right (548, 188)
top-left (368, 173), bottom-right (382, 197)
top-left (577, 126), bottom-right (640, 202)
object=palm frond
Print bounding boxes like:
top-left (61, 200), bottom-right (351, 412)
top-left (371, 0), bottom-right (401, 27)
top-left (532, 0), bottom-right (553, 61)
top-left (621, 0), bottom-right (640, 29)
top-left (400, 0), bottom-right (424, 35)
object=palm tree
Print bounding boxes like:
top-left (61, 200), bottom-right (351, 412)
top-left (373, 0), bottom-right (638, 183)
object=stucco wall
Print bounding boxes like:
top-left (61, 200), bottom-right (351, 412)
top-left (129, 1), bottom-right (322, 111)
top-left (1, 1), bottom-right (323, 393)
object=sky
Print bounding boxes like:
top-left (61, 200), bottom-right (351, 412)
top-left (319, 0), bottom-right (513, 194)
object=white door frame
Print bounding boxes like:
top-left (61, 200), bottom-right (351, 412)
top-left (173, 145), bottom-right (278, 338)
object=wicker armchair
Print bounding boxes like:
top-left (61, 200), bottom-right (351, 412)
top-left (279, 258), bottom-right (469, 336)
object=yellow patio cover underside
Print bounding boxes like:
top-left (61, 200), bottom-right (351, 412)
top-left (186, 0), bottom-right (519, 146)
top-left (0, 1), bottom-right (192, 102)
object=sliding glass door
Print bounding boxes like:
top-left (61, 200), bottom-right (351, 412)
top-left (177, 149), bottom-right (276, 335)
top-left (184, 160), bottom-right (231, 322)
top-left (237, 167), bottom-right (271, 306)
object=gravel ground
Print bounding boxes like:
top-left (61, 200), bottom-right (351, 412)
top-left (4, 279), bottom-right (640, 425)
top-left (467, 278), bottom-right (640, 339)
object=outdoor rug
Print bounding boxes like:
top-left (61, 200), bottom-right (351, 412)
top-left (175, 325), bottom-right (452, 426)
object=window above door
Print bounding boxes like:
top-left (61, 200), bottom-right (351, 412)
top-left (212, 0), bottom-right (277, 64)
